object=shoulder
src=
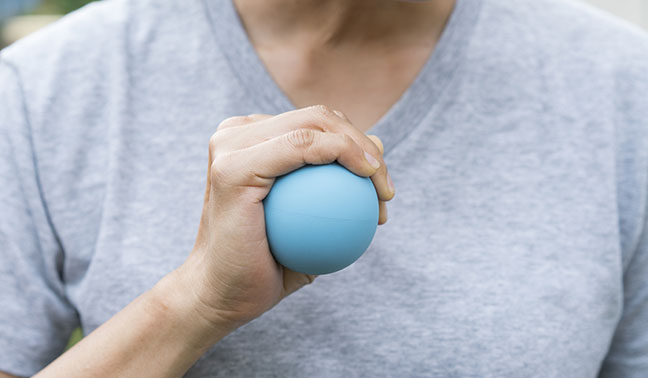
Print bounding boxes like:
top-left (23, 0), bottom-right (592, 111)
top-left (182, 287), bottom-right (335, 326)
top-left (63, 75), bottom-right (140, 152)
top-left (1, 0), bottom-right (132, 73)
top-left (474, 0), bottom-right (648, 123)
top-left (0, 0), bottom-right (132, 124)
top-left (0, 0), bottom-right (209, 130)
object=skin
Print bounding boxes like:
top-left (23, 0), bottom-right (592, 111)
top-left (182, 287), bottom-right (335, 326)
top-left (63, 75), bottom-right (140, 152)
top-left (0, 1), bottom-right (454, 377)
top-left (237, 0), bottom-right (455, 131)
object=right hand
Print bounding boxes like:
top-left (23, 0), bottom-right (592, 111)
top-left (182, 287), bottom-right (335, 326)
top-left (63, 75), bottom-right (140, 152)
top-left (175, 105), bottom-right (395, 334)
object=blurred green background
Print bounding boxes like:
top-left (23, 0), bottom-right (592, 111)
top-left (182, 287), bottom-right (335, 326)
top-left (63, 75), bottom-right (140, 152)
top-left (1, 0), bottom-right (97, 47)
top-left (33, 0), bottom-right (95, 15)
top-left (66, 327), bottom-right (83, 350)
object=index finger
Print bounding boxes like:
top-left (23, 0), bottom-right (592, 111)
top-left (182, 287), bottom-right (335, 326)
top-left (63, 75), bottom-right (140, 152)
top-left (244, 106), bottom-right (395, 201)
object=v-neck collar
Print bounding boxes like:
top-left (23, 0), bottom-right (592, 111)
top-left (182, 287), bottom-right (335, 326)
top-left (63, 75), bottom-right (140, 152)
top-left (202, 0), bottom-right (482, 155)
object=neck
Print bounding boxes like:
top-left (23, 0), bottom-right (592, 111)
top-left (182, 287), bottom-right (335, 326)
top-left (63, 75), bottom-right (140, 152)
top-left (232, 0), bottom-right (456, 48)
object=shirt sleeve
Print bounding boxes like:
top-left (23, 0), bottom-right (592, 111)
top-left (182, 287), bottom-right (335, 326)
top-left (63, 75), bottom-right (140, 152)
top-left (0, 59), bottom-right (78, 377)
top-left (598, 210), bottom-right (648, 377)
top-left (598, 63), bottom-right (648, 377)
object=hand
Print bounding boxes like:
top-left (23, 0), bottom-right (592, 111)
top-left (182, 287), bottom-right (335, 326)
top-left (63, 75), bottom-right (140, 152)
top-left (176, 105), bottom-right (395, 333)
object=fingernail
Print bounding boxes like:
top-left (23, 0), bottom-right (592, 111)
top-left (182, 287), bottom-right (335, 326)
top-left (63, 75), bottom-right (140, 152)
top-left (387, 173), bottom-right (395, 194)
top-left (364, 151), bottom-right (381, 169)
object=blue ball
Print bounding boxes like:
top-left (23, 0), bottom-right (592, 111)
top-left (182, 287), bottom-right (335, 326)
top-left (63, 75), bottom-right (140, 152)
top-left (263, 163), bottom-right (379, 275)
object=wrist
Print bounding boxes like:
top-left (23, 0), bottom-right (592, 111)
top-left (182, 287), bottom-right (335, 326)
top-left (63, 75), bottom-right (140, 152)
top-left (148, 265), bottom-right (239, 353)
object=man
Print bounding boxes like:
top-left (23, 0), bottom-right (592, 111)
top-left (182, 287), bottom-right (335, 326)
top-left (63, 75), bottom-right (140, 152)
top-left (1, 0), bottom-right (647, 376)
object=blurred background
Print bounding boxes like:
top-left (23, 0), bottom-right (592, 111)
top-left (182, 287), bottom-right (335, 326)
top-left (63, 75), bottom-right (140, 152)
top-left (1, 0), bottom-right (94, 47)
top-left (1, 0), bottom-right (648, 48)
top-left (584, 0), bottom-right (648, 29)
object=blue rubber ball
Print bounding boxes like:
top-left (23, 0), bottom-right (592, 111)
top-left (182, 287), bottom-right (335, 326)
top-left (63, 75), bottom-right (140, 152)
top-left (263, 163), bottom-right (379, 275)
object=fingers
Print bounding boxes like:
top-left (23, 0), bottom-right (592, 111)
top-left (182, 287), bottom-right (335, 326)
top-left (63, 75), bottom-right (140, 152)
top-left (350, 133), bottom-right (390, 225)
top-left (369, 135), bottom-right (388, 225)
top-left (212, 106), bottom-right (393, 202)
top-left (332, 109), bottom-right (351, 123)
top-left (367, 135), bottom-right (384, 155)
top-left (365, 135), bottom-right (389, 224)
top-left (210, 129), bottom-right (380, 194)
top-left (234, 106), bottom-right (380, 159)
top-left (281, 267), bottom-right (317, 298)
top-left (378, 200), bottom-right (388, 225)
top-left (217, 114), bottom-right (273, 130)
top-left (362, 134), bottom-right (393, 204)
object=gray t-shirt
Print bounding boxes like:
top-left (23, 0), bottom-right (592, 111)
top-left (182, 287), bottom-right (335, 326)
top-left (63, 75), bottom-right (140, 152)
top-left (1, 0), bottom-right (648, 376)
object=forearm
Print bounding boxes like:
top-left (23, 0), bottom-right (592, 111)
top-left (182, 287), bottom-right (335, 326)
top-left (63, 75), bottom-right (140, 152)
top-left (34, 269), bottom-right (235, 378)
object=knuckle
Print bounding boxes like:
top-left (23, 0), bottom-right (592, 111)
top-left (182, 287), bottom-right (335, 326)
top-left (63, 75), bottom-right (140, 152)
top-left (304, 105), bottom-right (340, 133)
top-left (209, 129), bottom-right (237, 158)
top-left (210, 154), bottom-right (234, 185)
top-left (286, 128), bottom-right (317, 149)
top-left (217, 115), bottom-right (248, 130)
top-left (217, 118), bottom-right (235, 130)
top-left (208, 132), bottom-right (221, 150)
top-left (333, 109), bottom-right (349, 122)
top-left (309, 104), bottom-right (335, 119)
